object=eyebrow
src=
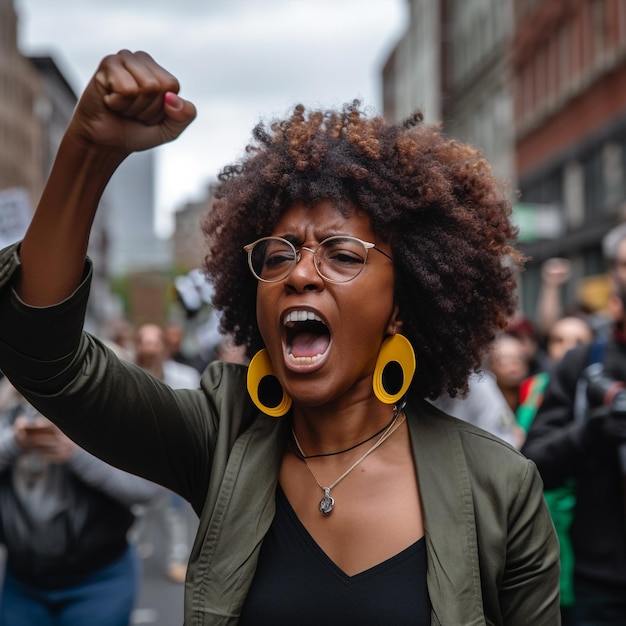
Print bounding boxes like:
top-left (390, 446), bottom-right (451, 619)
top-left (278, 232), bottom-right (355, 246)
top-left (279, 234), bottom-right (301, 246)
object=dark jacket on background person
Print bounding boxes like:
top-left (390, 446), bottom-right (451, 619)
top-left (0, 399), bottom-right (163, 588)
top-left (0, 243), bottom-right (560, 625)
top-left (522, 337), bottom-right (626, 590)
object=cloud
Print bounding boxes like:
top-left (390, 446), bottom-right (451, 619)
top-left (16, 0), bottom-right (407, 235)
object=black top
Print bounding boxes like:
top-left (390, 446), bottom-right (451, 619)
top-left (239, 485), bottom-right (431, 625)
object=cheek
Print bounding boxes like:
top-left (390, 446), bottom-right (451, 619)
top-left (338, 287), bottom-right (396, 345)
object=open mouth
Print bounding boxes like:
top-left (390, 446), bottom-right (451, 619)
top-left (283, 310), bottom-right (331, 365)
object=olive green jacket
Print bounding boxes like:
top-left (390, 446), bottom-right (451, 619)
top-left (0, 244), bottom-right (560, 625)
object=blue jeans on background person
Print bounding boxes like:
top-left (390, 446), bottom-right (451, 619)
top-left (0, 544), bottom-right (140, 626)
top-left (570, 577), bottom-right (626, 626)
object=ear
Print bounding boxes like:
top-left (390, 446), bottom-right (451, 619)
top-left (386, 304), bottom-right (403, 335)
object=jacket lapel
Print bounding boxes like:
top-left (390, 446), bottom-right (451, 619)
top-left (189, 409), bottom-right (288, 624)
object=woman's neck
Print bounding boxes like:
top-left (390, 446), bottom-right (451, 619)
top-left (290, 398), bottom-right (400, 459)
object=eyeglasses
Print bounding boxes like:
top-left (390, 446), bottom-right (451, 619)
top-left (243, 235), bottom-right (393, 283)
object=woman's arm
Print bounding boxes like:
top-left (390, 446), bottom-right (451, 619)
top-left (0, 52), bottom-right (202, 499)
top-left (17, 50), bottom-right (196, 306)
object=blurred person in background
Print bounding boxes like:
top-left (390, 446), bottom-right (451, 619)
top-left (506, 313), bottom-right (550, 377)
top-left (134, 323), bottom-right (201, 584)
top-left (523, 224), bottom-right (626, 625)
top-left (518, 314), bottom-right (595, 433)
top-left (544, 316), bottom-right (595, 369)
top-left (486, 332), bottom-right (531, 418)
top-left (535, 257), bottom-right (572, 338)
top-left (136, 323), bottom-right (202, 391)
top-left (104, 317), bottom-right (136, 362)
top-left (213, 333), bottom-right (249, 366)
top-left (516, 314), bottom-right (594, 625)
top-left (0, 379), bottom-right (163, 626)
top-left (165, 321), bottom-right (206, 374)
top-left (430, 340), bottom-right (525, 448)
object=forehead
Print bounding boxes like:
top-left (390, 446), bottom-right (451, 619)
top-left (615, 238), bottom-right (626, 263)
top-left (550, 317), bottom-right (591, 339)
top-left (492, 335), bottom-right (525, 354)
top-left (136, 325), bottom-right (164, 342)
top-left (271, 200), bottom-right (375, 240)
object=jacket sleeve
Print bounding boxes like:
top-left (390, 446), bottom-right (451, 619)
top-left (0, 244), bottom-right (215, 509)
top-left (0, 242), bottom-right (89, 390)
top-left (498, 459), bottom-right (561, 625)
top-left (521, 345), bottom-right (597, 489)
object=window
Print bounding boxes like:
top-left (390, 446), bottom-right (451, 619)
top-left (583, 148), bottom-right (604, 217)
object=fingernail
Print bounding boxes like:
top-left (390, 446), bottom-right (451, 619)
top-left (165, 92), bottom-right (182, 110)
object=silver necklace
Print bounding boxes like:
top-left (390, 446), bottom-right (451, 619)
top-left (291, 406), bottom-right (406, 516)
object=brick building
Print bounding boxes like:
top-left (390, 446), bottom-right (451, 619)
top-left (513, 0), bottom-right (626, 311)
top-left (382, 0), bottom-right (626, 316)
top-left (0, 0), bottom-right (45, 205)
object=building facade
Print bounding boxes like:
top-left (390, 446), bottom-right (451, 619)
top-left (105, 150), bottom-right (170, 277)
top-left (0, 0), bottom-right (45, 206)
top-left (513, 0), bottom-right (626, 312)
top-left (382, 0), bottom-right (515, 183)
top-left (172, 188), bottom-right (214, 274)
top-left (0, 0), bottom-right (122, 332)
top-left (443, 0), bottom-right (515, 185)
top-left (382, 0), bottom-right (626, 317)
top-left (382, 0), bottom-right (443, 124)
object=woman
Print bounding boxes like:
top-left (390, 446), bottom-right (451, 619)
top-left (0, 51), bottom-right (559, 624)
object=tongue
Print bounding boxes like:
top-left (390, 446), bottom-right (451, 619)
top-left (290, 331), bottom-right (330, 358)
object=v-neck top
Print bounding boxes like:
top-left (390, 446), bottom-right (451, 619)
top-left (239, 485), bottom-right (431, 625)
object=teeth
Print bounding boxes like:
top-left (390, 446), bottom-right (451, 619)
top-left (283, 310), bottom-right (324, 326)
top-left (287, 353), bottom-right (324, 365)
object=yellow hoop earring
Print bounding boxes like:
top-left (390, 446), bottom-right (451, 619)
top-left (247, 349), bottom-right (292, 417)
top-left (372, 334), bottom-right (416, 404)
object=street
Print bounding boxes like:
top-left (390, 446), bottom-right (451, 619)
top-left (130, 498), bottom-right (198, 626)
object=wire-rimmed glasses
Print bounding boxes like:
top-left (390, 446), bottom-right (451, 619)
top-left (243, 235), bottom-right (392, 284)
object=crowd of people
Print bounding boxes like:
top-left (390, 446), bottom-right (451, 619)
top-left (446, 243), bottom-right (626, 626)
top-left (0, 48), bottom-right (625, 624)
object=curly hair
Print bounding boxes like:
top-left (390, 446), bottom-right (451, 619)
top-left (202, 101), bottom-right (524, 399)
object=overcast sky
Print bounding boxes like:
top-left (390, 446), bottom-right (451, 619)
top-left (16, 0), bottom-right (407, 236)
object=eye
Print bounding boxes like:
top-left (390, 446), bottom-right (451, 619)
top-left (261, 240), bottom-right (296, 268)
top-left (321, 239), bottom-right (366, 266)
top-left (265, 249), bottom-right (295, 267)
top-left (329, 250), bottom-right (363, 265)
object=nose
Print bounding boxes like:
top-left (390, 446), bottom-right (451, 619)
top-left (286, 246), bottom-right (322, 291)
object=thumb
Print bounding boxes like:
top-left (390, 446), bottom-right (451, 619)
top-left (163, 92), bottom-right (197, 128)
top-left (152, 92), bottom-right (196, 145)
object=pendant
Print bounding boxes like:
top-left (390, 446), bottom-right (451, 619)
top-left (319, 487), bottom-right (335, 515)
